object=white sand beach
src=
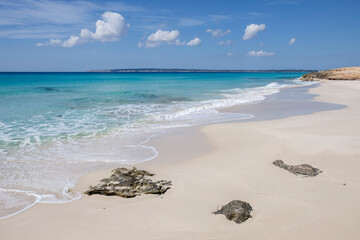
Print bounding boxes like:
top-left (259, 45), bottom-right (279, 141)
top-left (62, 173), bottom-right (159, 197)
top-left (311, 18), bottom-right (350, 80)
top-left (1, 80), bottom-right (360, 240)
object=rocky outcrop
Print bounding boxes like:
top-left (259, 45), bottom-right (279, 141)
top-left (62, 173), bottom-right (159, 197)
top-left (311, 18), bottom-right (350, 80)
top-left (302, 67), bottom-right (360, 81)
top-left (213, 200), bottom-right (253, 224)
top-left (85, 167), bottom-right (171, 198)
top-left (273, 160), bottom-right (321, 177)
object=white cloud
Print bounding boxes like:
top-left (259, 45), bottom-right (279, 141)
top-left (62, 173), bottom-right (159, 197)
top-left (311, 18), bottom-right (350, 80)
top-left (288, 37), bottom-right (296, 45)
top-left (227, 52), bottom-right (234, 56)
top-left (242, 24), bottom-right (266, 40)
top-left (187, 37), bottom-right (202, 46)
top-left (247, 50), bottom-right (274, 56)
top-left (0, 0), bottom-right (146, 39)
top-left (175, 39), bottom-right (186, 46)
top-left (206, 29), bottom-right (231, 38)
top-left (148, 30), bottom-right (179, 42)
top-left (49, 39), bottom-right (63, 45)
top-left (41, 38), bottom-right (65, 47)
top-left (37, 11), bottom-right (129, 47)
top-left (140, 29), bottom-right (180, 48)
top-left (0, 0), bottom-right (142, 27)
top-left (81, 12), bottom-right (128, 42)
top-left (62, 35), bottom-right (81, 47)
top-left (138, 30), bottom-right (198, 48)
top-left (218, 40), bottom-right (233, 45)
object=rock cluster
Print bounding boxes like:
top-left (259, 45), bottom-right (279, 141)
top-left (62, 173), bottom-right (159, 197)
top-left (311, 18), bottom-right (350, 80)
top-left (85, 167), bottom-right (171, 198)
top-left (213, 200), bottom-right (253, 224)
top-left (302, 67), bottom-right (360, 81)
top-left (273, 160), bottom-right (321, 177)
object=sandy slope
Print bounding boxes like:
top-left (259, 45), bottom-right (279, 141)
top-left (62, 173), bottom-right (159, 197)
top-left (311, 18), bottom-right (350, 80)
top-left (1, 81), bottom-right (360, 240)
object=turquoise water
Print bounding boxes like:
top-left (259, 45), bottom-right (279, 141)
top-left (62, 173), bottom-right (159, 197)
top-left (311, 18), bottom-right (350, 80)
top-left (0, 72), bottom-right (313, 219)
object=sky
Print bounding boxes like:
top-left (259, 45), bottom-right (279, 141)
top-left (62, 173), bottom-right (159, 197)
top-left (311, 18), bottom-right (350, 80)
top-left (0, 0), bottom-right (359, 71)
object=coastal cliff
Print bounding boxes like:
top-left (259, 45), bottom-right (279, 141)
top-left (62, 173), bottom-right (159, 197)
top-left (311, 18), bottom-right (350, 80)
top-left (302, 67), bottom-right (360, 81)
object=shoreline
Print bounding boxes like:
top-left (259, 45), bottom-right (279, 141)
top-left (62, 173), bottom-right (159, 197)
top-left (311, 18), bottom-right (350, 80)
top-left (1, 80), bottom-right (360, 239)
top-left (0, 77), bottom-right (317, 221)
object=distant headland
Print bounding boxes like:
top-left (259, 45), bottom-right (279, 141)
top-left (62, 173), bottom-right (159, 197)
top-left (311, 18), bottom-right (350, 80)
top-left (87, 68), bottom-right (316, 73)
top-left (301, 67), bottom-right (360, 81)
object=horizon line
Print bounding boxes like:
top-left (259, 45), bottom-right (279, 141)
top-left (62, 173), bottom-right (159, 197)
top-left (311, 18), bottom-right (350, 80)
top-left (0, 68), bottom-right (318, 73)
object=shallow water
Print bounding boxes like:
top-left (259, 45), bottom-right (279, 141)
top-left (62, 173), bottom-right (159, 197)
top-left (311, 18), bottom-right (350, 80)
top-left (0, 72), bottom-right (315, 219)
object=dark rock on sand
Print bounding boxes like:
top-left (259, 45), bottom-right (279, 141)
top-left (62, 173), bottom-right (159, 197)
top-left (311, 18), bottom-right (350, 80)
top-left (85, 167), bottom-right (171, 198)
top-left (213, 200), bottom-right (253, 224)
top-left (273, 160), bottom-right (321, 177)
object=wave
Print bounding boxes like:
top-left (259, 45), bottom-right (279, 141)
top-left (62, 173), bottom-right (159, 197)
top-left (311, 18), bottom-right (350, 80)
top-left (155, 79), bottom-right (316, 122)
top-left (0, 78), bottom-right (318, 219)
top-left (0, 188), bottom-right (42, 220)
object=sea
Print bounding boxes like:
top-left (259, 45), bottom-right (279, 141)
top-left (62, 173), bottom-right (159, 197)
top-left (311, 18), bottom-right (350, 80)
top-left (0, 72), bottom-right (316, 219)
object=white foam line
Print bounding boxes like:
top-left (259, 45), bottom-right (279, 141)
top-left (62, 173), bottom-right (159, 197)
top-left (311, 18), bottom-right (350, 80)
top-left (0, 77), bottom-right (316, 220)
top-left (40, 178), bottom-right (82, 204)
top-left (126, 131), bottom-right (163, 164)
top-left (40, 133), bottom-right (163, 206)
top-left (0, 188), bottom-right (42, 221)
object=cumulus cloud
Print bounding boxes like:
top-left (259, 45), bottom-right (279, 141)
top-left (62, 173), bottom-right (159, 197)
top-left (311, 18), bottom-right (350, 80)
top-left (37, 11), bottom-right (129, 47)
top-left (138, 29), bottom-right (180, 48)
top-left (288, 37), bottom-right (296, 45)
top-left (62, 35), bottom-right (81, 47)
top-left (174, 39), bottom-right (186, 46)
top-left (242, 24), bottom-right (265, 40)
top-left (206, 29), bottom-right (231, 38)
top-left (138, 30), bottom-right (200, 48)
top-left (247, 50), bottom-right (274, 56)
top-left (218, 40), bottom-right (233, 45)
top-left (187, 37), bottom-right (202, 46)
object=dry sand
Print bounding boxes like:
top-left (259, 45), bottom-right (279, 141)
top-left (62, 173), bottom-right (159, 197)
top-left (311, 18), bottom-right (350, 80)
top-left (1, 80), bottom-right (360, 240)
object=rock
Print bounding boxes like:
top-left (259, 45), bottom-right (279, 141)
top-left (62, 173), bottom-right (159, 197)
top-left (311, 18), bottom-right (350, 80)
top-left (213, 200), bottom-right (252, 224)
top-left (301, 67), bottom-right (360, 81)
top-left (273, 160), bottom-right (321, 177)
top-left (85, 167), bottom-right (171, 198)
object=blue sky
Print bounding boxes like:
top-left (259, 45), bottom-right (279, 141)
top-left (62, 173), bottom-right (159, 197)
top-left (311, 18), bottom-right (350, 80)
top-left (0, 0), bottom-right (359, 71)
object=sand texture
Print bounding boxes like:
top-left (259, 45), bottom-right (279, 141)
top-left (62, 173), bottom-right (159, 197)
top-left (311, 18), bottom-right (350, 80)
top-left (0, 81), bottom-right (360, 240)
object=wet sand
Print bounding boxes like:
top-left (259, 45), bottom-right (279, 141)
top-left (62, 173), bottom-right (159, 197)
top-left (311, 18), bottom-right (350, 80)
top-left (1, 80), bottom-right (359, 240)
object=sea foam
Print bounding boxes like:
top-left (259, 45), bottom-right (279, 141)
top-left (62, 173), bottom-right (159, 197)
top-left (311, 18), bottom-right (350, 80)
top-left (0, 73), bottom-right (316, 219)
